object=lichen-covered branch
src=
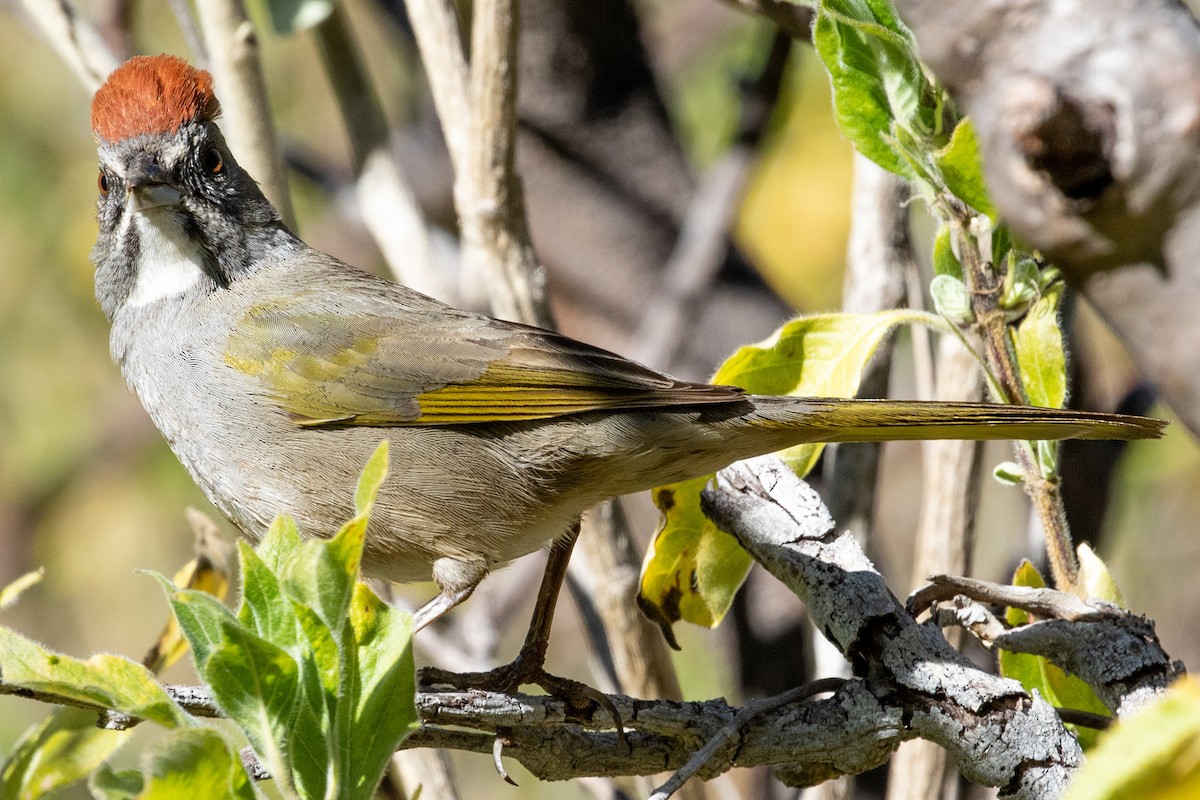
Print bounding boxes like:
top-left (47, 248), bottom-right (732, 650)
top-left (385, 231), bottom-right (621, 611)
top-left (700, 457), bottom-right (1083, 798)
top-left (916, 574), bottom-right (1181, 718)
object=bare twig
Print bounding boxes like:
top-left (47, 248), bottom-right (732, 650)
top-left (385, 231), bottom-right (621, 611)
top-left (311, 6), bottom-right (446, 298)
top-left (166, 0), bottom-right (207, 66)
top-left (16, 0), bottom-right (119, 91)
top-left (194, 0), bottom-right (294, 227)
top-left (403, 0), bottom-right (471, 173)
top-left (648, 678), bottom-right (846, 800)
top-left (461, 0), bottom-right (552, 327)
top-left (909, 574), bottom-right (1121, 621)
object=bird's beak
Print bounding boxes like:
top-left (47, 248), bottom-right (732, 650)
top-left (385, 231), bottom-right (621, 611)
top-left (125, 152), bottom-right (182, 213)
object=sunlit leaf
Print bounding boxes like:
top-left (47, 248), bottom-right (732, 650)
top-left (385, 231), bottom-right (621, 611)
top-left (1065, 678), bottom-right (1200, 800)
top-left (1014, 285), bottom-right (1066, 410)
top-left (202, 624), bottom-right (299, 790)
top-left (1077, 543), bottom-right (1127, 607)
top-left (343, 584), bottom-right (417, 800)
top-left (640, 310), bottom-right (934, 632)
top-left (934, 118), bottom-right (996, 217)
top-left (2, 707), bottom-right (129, 800)
top-left (813, 0), bottom-right (942, 181)
top-left (0, 627), bottom-right (187, 728)
top-left (140, 728), bottom-right (256, 799)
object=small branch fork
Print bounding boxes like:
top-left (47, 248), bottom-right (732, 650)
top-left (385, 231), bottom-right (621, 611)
top-left (2, 458), bottom-right (1177, 794)
top-left (912, 574), bottom-right (1183, 718)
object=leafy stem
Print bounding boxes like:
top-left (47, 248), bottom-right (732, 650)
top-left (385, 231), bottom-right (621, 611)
top-left (945, 205), bottom-right (1079, 591)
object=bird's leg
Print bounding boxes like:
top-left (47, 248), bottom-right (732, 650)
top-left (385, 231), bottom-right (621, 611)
top-left (419, 522), bottom-right (625, 740)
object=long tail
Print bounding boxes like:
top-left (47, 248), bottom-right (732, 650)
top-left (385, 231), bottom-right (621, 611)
top-left (746, 396), bottom-right (1166, 443)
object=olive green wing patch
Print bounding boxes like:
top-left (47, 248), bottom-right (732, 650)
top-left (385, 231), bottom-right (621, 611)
top-left (226, 304), bottom-right (741, 427)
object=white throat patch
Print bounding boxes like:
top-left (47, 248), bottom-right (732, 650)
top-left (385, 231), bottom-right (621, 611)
top-left (125, 207), bottom-right (208, 308)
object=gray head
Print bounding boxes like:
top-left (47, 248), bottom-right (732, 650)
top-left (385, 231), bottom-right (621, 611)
top-left (90, 54), bottom-right (291, 321)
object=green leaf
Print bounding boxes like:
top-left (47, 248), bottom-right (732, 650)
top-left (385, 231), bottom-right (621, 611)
top-left (293, 603), bottom-right (340, 697)
top-left (640, 310), bottom-right (936, 631)
top-left (934, 117), bottom-right (996, 217)
top-left (0, 569), bottom-right (44, 610)
top-left (162, 581), bottom-right (238, 672)
top-left (286, 667), bottom-right (333, 800)
top-left (342, 584), bottom-right (417, 800)
top-left (138, 729), bottom-right (257, 800)
top-left (1064, 677), bottom-right (1200, 800)
top-left (1014, 284), bottom-right (1066, 410)
top-left (999, 561), bottom-right (1110, 750)
top-left (202, 623), bottom-right (300, 790)
top-left (261, 0), bottom-right (334, 34)
top-left (931, 225), bottom-right (962, 279)
top-left (354, 440), bottom-right (389, 516)
top-left (813, 0), bottom-right (941, 180)
top-left (281, 540), bottom-right (356, 637)
top-left (88, 764), bottom-right (143, 800)
top-left (258, 514), bottom-right (302, 574)
top-left (930, 274), bottom-right (974, 325)
top-left (992, 461), bottom-right (1025, 486)
top-left (236, 542), bottom-right (300, 652)
top-left (2, 707), bottom-right (129, 800)
top-left (0, 627), bottom-right (187, 728)
top-left (639, 477), bottom-right (753, 632)
top-left (1076, 543), bottom-right (1127, 607)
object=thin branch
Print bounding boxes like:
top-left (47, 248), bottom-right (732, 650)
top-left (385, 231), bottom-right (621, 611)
top-left (166, 0), bottom-right (208, 66)
top-left (311, 5), bottom-right (447, 299)
top-left (461, 0), bottom-right (552, 327)
top-left (403, 0), bottom-right (471, 174)
top-left (193, 0), bottom-right (295, 227)
top-left (908, 574), bottom-right (1121, 621)
top-left (648, 678), bottom-right (847, 800)
top-left (16, 0), bottom-right (119, 91)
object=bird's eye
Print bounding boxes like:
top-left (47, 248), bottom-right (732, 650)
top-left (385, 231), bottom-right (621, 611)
top-left (203, 147), bottom-right (224, 175)
top-left (97, 170), bottom-right (109, 196)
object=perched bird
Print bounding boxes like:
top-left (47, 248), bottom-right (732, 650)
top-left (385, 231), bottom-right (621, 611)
top-left (89, 54), bottom-right (1162, 636)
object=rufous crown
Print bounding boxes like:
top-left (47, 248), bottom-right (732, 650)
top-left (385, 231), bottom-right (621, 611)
top-left (91, 54), bottom-right (221, 143)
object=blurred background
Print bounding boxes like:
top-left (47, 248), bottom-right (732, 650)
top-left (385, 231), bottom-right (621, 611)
top-left (1, 0), bottom-right (1197, 797)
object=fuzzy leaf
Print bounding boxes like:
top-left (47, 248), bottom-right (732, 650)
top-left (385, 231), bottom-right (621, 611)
top-left (813, 0), bottom-right (941, 180)
top-left (202, 623), bottom-right (299, 788)
top-left (1065, 678), bottom-right (1200, 800)
top-left (1077, 543), bottom-right (1127, 607)
top-left (0, 627), bottom-right (186, 728)
top-left (138, 729), bottom-right (256, 799)
top-left (342, 584), bottom-right (417, 799)
top-left (1014, 285), bottom-right (1067, 410)
top-left (2, 707), bottom-right (129, 800)
top-left (934, 118), bottom-right (996, 217)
